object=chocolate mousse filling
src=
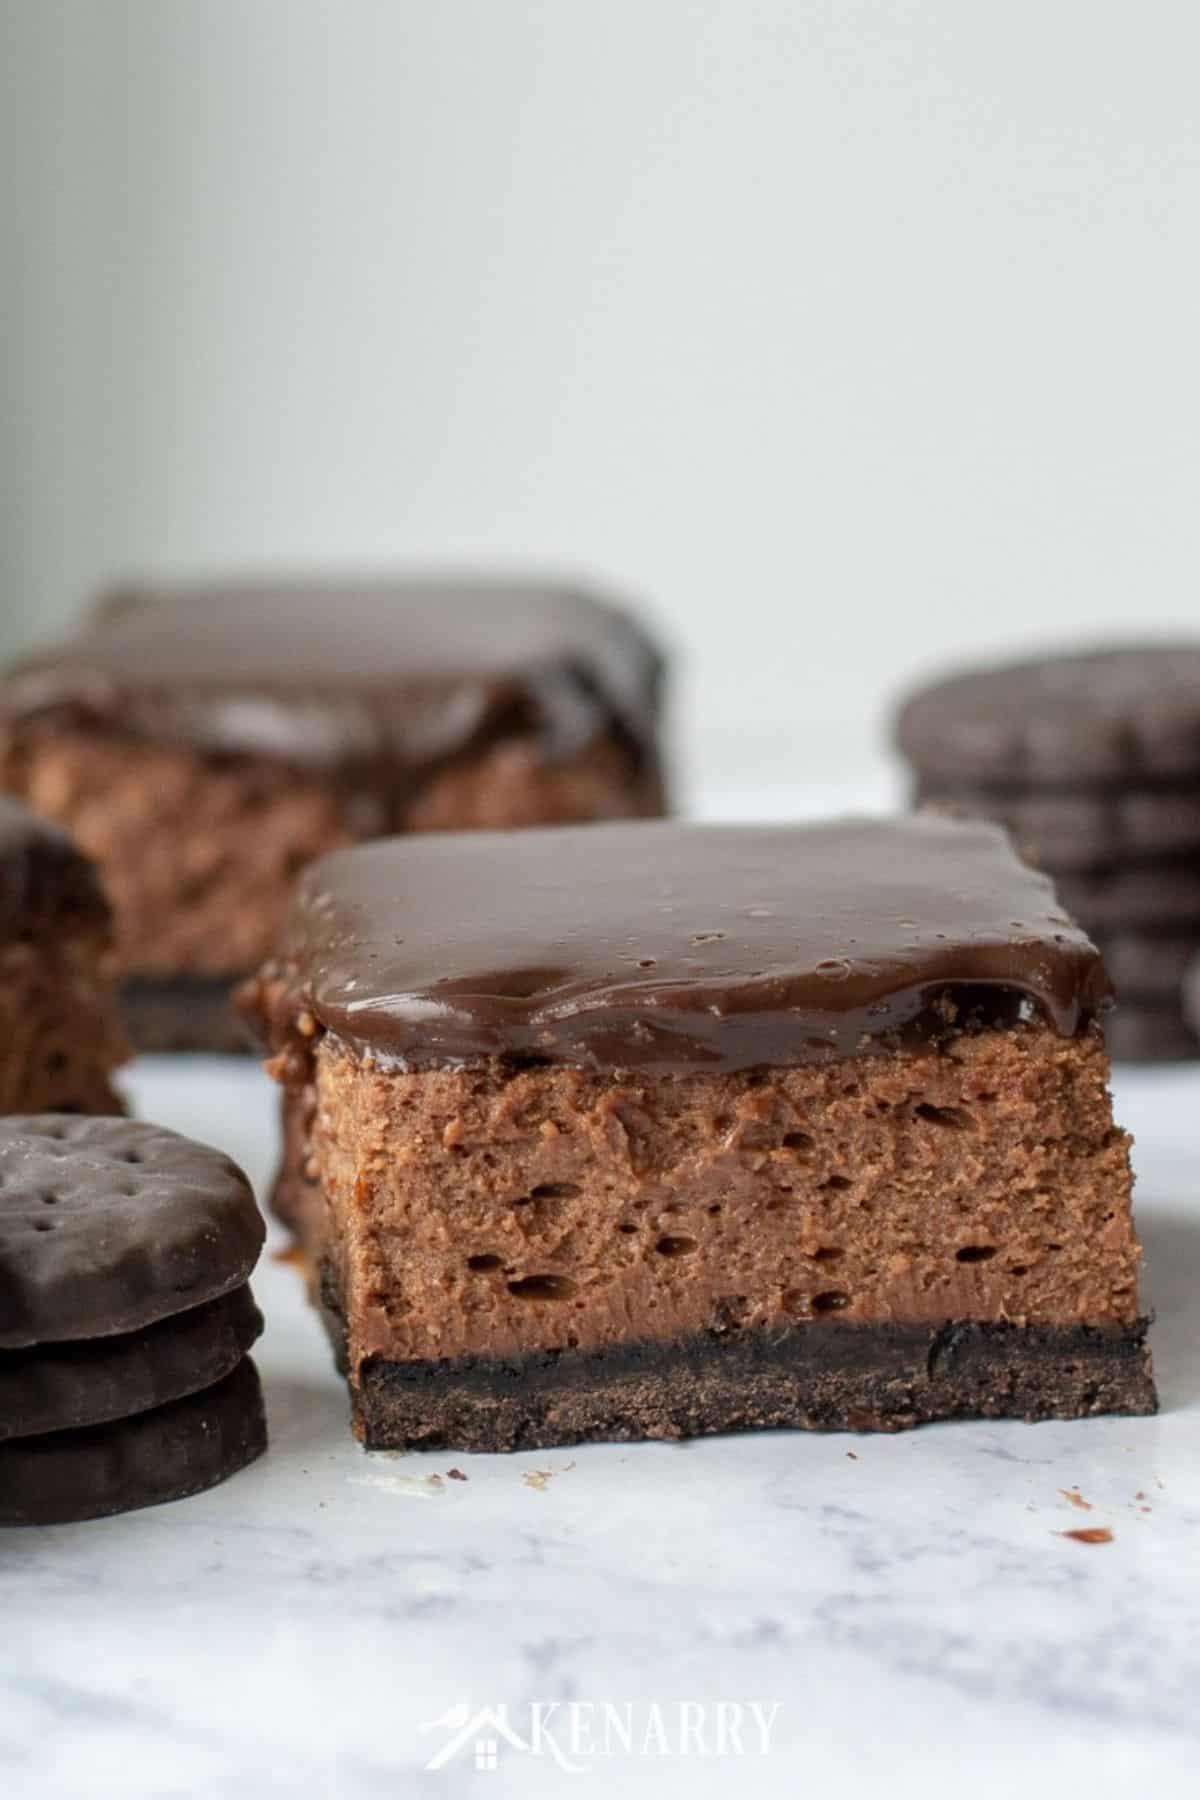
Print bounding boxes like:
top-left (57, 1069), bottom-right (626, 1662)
top-left (244, 816), bottom-right (1156, 1450)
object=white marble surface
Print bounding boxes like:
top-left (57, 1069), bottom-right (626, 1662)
top-left (2, 1053), bottom-right (1197, 1798)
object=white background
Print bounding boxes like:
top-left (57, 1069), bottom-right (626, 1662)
top-left (4, 0), bottom-right (1200, 787)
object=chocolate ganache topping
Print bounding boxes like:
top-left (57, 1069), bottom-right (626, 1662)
top-left (253, 815), bottom-right (1111, 1074)
top-left (0, 579), bottom-right (662, 774)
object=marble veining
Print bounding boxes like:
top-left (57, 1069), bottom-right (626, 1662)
top-left (2, 1055), bottom-right (1198, 1800)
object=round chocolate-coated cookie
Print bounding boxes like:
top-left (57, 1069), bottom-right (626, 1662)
top-left (1094, 929), bottom-right (1200, 1005)
top-left (1053, 858), bottom-right (1200, 932)
top-left (1105, 1005), bottom-right (1200, 1064)
top-left (1184, 951), bottom-right (1200, 1040)
top-left (896, 645), bottom-right (1200, 786)
top-left (915, 782), bottom-right (1200, 873)
top-left (0, 1115), bottom-right (264, 1349)
top-left (0, 1355), bottom-right (266, 1527)
top-left (0, 1283), bottom-right (263, 1441)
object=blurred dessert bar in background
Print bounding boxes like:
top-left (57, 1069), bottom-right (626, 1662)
top-left (0, 797), bottom-right (127, 1113)
top-left (0, 577), bottom-right (666, 1051)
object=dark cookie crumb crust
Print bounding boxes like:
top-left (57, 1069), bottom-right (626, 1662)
top-left (350, 1316), bottom-right (1155, 1452)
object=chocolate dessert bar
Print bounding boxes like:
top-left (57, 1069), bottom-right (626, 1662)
top-left (243, 816), bottom-right (1155, 1451)
top-left (0, 798), bottom-right (127, 1113)
top-left (0, 578), bottom-right (665, 1050)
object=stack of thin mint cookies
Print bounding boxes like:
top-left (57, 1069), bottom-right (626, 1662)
top-left (896, 645), bottom-right (1200, 1062)
top-left (0, 1117), bottom-right (266, 1525)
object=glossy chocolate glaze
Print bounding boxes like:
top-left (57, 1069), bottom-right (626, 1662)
top-left (0, 796), bottom-right (109, 941)
top-left (0, 578), bottom-right (663, 773)
top-left (253, 815), bottom-right (1111, 1073)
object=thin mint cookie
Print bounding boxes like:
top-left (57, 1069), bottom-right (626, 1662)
top-left (1053, 858), bottom-right (1200, 931)
top-left (914, 781), bottom-right (1200, 873)
top-left (1105, 1005), bottom-right (1200, 1064)
top-left (1184, 952), bottom-right (1200, 1041)
top-left (0, 1356), bottom-right (267, 1526)
top-left (0, 1283), bottom-right (263, 1441)
top-left (0, 1116), bottom-right (264, 1349)
top-left (896, 645), bottom-right (1200, 786)
top-left (1093, 929), bottom-right (1200, 1005)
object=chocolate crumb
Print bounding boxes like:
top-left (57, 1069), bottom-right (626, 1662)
top-left (522, 1461), bottom-right (574, 1491)
top-left (1057, 1526), bottom-right (1113, 1545)
top-left (846, 1451), bottom-right (858, 1460)
top-left (1058, 1487), bottom-right (1093, 1511)
top-left (446, 1467), bottom-right (468, 1482)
